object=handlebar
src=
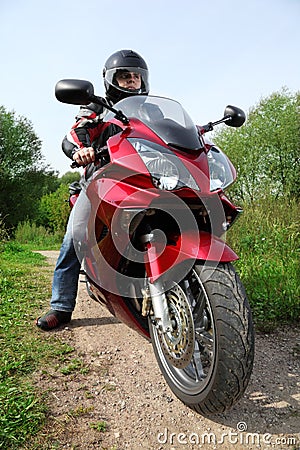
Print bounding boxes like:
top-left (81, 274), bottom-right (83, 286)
top-left (70, 146), bottom-right (109, 169)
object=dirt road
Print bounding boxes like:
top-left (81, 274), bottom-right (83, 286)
top-left (35, 251), bottom-right (299, 449)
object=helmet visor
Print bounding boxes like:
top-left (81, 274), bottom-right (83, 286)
top-left (105, 67), bottom-right (149, 95)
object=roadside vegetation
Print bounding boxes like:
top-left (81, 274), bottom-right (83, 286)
top-left (0, 238), bottom-right (75, 448)
top-left (0, 88), bottom-right (299, 447)
top-left (213, 88), bottom-right (300, 329)
top-left (227, 197), bottom-right (299, 329)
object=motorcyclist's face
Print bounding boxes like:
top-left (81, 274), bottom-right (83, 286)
top-left (116, 71), bottom-right (142, 90)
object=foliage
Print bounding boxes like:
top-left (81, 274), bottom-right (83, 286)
top-left (227, 197), bottom-right (300, 329)
top-left (14, 220), bottom-right (63, 249)
top-left (0, 106), bottom-right (42, 176)
top-left (58, 170), bottom-right (81, 186)
top-left (14, 173), bottom-right (81, 245)
top-left (212, 89), bottom-right (300, 329)
top-left (0, 216), bottom-right (9, 251)
top-left (38, 183), bottom-right (71, 232)
top-left (213, 88), bottom-right (300, 202)
top-left (89, 421), bottom-right (108, 432)
top-left (0, 106), bottom-right (59, 229)
top-left (60, 358), bottom-right (89, 375)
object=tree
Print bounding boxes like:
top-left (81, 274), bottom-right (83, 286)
top-left (0, 106), bottom-right (58, 228)
top-left (58, 171), bottom-right (81, 186)
top-left (35, 172), bottom-right (81, 232)
top-left (213, 88), bottom-right (300, 202)
top-left (38, 183), bottom-right (71, 232)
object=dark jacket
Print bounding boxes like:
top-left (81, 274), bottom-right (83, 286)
top-left (62, 99), bottom-right (122, 181)
top-left (62, 99), bottom-right (111, 159)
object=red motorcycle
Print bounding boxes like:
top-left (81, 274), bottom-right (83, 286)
top-left (55, 79), bottom-right (254, 415)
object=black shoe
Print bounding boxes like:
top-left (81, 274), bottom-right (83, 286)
top-left (36, 309), bottom-right (72, 331)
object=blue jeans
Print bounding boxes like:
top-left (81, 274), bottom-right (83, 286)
top-left (50, 190), bottom-right (91, 312)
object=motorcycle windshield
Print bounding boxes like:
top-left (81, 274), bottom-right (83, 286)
top-left (104, 95), bottom-right (203, 152)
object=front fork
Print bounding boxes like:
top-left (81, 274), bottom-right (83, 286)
top-left (147, 280), bottom-right (173, 333)
top-left (140, 232), bottom-right (173, 334)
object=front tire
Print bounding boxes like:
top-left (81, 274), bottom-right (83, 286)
top-left (149, 262), bottom-right (254, 415)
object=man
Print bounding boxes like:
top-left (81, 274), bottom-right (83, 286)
top-left (36, 50), bottom-right (150, 331)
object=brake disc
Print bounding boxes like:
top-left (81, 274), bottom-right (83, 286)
top-left (157, 284), bottom-right (195, 369)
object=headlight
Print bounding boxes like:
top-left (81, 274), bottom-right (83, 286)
top-left (144, 155), bottom-right (179, 190)
top-left (129, 138), bottom-right (199, 191)
top-left (207, 146), bottom-right (235, 191)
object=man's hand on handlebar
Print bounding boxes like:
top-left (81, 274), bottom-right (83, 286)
top-left (72, 147), bottom-right (95, 166)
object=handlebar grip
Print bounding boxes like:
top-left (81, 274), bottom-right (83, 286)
top-left (70, 146), bottom-right (109, 169)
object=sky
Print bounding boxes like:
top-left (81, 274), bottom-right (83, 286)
top-left (0, 0), bottom-right (299, 176)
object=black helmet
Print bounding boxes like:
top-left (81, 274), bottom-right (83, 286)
top-left (103, 50), bottom-right (149, 104)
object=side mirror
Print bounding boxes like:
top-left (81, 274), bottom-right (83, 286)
top-left (55, 79), bottom-right (95, 105)
top-left (224, 105), bottom-right (246, 128)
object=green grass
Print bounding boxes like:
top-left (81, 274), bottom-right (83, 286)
top-left (0, 241), bottom-right (72, 449)
top-left (227, 196), bottom-right (300, 329)
top-left (60, 357), bottom-right (90, 375)
top-left (89, 420), bottom-right (108, 432)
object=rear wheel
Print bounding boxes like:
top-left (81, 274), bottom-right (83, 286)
top-left (149, 262), bottom-right (254, 415)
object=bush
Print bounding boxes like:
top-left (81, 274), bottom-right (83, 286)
top-left (14, 220), bottom-right (63, 249)
top-left (0, 219), bottom-right (9, 240)
top-left (227, 196), bottom-right (300, 329)
top-left (0, 217), bottom-right (10, 253)
top-left (38, 184), bottom-right (70, 233)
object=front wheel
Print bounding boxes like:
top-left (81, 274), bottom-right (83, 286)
top-left (149, 262), bottom-right (254, 416)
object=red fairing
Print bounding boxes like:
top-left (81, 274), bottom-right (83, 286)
top-left (145, 230), bottom-right (238, 283)
top-left (69, 193), bottom-right (79, 208)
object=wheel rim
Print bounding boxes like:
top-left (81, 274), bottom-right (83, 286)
top-left (157, 284), bottom-right (195, 369)
top-left (151, 268), bottom-right (217, 395)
